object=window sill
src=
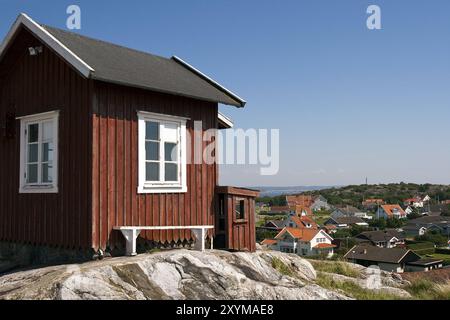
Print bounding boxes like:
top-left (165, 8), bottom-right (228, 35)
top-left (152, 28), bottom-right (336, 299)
top-left (137, 185), bottom-right (187, 194)
top-left (19, 185), bottom-right (58, 194)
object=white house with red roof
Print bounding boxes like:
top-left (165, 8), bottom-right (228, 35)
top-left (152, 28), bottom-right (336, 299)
top-left (282, 215), bottom-right (318, 229)
top-left (376, 204), bottom-right (407, 219)
top-left (274, 227), bottom-right (335, 257)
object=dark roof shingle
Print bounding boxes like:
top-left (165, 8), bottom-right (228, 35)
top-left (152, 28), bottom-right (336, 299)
top-left (41, 25), bottom-right (245, 107)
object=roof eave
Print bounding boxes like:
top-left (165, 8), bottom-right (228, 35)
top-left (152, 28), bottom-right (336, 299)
top-left (172, 55), bottom-right (246, 108)
top-left (0, 13), bottom-right (94, 78)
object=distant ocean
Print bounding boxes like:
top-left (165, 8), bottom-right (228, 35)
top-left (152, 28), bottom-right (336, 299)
top-left (251, 186), bottom-right (340, 197)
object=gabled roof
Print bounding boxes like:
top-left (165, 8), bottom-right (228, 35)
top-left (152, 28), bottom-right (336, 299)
top-left (275, 227), bottom-right (331, 242)
top-left (261, 239), bottom-right (278, 246)
top-left (264, 220), bottom-right (284, 229)
top-left (344, 244), bottom-right (420, 264)
top-left (356, 229), bottom-right (405, 243)
top-left (286, 195), bottom-right (314, 207)
top-left (326, 216), bottom-right (366, 225)
top-left (288, 216), bottom-right (318, 229)
top-left (334, 205), bottom-right (363, 215)
top-left (0, 14), bottom-right (246, 107)
top-left (380, 205), bottom-right (406, 217)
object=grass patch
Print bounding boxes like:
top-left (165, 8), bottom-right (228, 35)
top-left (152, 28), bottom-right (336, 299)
top-left (316, 273), bottom-right (401, 300)
top-left (423, 253), bottom-right (450, 266)
top-left (313, 216), bottom-right (330, 226)
top-left (404, 279), bottom-right (450, 300)
top-left (146, 248), bottom-right (161, 254)
top-left (271, 257), bottom-right (294, 277)
top-left (309, 260), bottom-right (361, 278)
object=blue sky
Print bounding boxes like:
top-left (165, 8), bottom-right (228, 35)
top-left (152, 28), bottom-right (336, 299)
top-left (1, 1), bottom-right (450, 187)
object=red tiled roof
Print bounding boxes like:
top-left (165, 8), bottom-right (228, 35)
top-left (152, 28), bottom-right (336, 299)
top-left (270, 206), bottom-right (290, 213)
top-left (381, 204), bottom-right (406, 217)
top-left (275, 227), bottom-right (320, 242)
top-left (261, 239), bottom-right (278, 246)
top-left (362, 199), bottom-right (384, 205)
top-left (286, 195), bottom-right (313, 207)
top-left (289, 216), bottom-right (318, 229)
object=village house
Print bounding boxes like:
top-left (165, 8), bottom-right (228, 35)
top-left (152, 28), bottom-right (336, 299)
top-left (260, 239), bottom-right (278, 250)
top-left (401, 225), bottom-right (427, 237)
top-left (403, 195), bottom-right (430, 208)
top-left (261, 220), bottom-right (285, 232)
top-left (282, 215), bottom-right (318, 229)
top-left (274, 227), bottom-right (335, 257)
top-left (286, 194), bottom-right (330, 211)
top-left (361, 198), bottom-right (385, 210)
top-left (376, 204), bottom-right (407, 219)
top-left (0, 14), bottom-right (258, 260)
top-left (324, 216), bottom-right (369, 229)
top-left (354, 229), bottom-right (405, 248)
top-left (310, 195), bottom-right (331, 211)
top-left (344, 244), bottom-right (443, 273)
top-left (269, 206), bottom-right (291, 215)
top-left (289, 205), bottom-right (312, 217)
top-left (286, 195), bottom-right (314, 208)
top-left (331, 205), bottom-right (371, 220)
top-left (403, 216), bottom-right (450, 237)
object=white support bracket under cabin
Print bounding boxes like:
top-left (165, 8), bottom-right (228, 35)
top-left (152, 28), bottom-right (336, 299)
top-left (114, 226), bottom-right (214, 256)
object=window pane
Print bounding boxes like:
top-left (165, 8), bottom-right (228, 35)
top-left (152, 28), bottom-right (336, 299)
top-left (27, 164), bottom-right (38, 183)
top-left (145, 141), bottom-right (159, 161)
top-left (28, 124), bottom-right (38, 143)
top-left (42, 121), bottom-right (53, 141)
top-left (162, 123), bottom-right (178, 142)
top-left (28, 144), bottom-right (38, 163)
top-left (42, 142), bottom-right (54, 162)
top-left (146, 162), bottom-right (159, 181)
top-left (42, 163), bottom-right (53, 183)
top-left (165, 142), bottom-right (178, 161)
top-left (165, 163), bottom-right (178, 181)
top-left (145, 121), bottom-right (159, 140)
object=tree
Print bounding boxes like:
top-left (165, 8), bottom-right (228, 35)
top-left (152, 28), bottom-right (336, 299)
top-left (369, 218), bottom-right (386, 230)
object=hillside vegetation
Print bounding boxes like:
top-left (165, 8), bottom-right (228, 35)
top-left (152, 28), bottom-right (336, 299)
top-left (303, 183), bottom-right (450, 208)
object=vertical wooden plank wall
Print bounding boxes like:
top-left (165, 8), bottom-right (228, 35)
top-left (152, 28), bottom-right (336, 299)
top-left (91, 82), bottom-right (218, 251)
top-left (0, 28), bottom-right (92, 249)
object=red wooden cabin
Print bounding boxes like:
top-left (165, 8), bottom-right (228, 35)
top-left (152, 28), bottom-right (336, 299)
top-left (0, 14), bottom-right (258, 261)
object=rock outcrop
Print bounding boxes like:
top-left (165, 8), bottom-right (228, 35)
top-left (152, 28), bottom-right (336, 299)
top-left (0, 249), bottom-right (347, 300)
top-left (0, 249), bottom-right (410, 300)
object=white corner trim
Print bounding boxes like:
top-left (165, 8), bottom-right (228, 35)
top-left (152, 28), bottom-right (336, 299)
top-left (218, 112), bottom-right (234, 128)
top-left (0, 13), bottom-right (94, 78)
top-left (172, 55), bottom-right (247, 107)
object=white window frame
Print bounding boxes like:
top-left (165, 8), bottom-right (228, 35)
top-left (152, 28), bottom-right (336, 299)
top-left (137, 111), bottom-right (188, 194)
top-left (18, 110), bottom-right (59, 194)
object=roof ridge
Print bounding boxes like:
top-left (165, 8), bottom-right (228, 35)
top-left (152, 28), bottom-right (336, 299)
top-left (41, 24), bottom-right (172, 62)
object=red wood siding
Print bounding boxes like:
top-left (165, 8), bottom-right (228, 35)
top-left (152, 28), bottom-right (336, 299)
top-left (0, 27), bottom-right (92, 249)
top-left (91, 81), bottom-right (218, 251)
top-left (216, 187), bottom-right (258, 252)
